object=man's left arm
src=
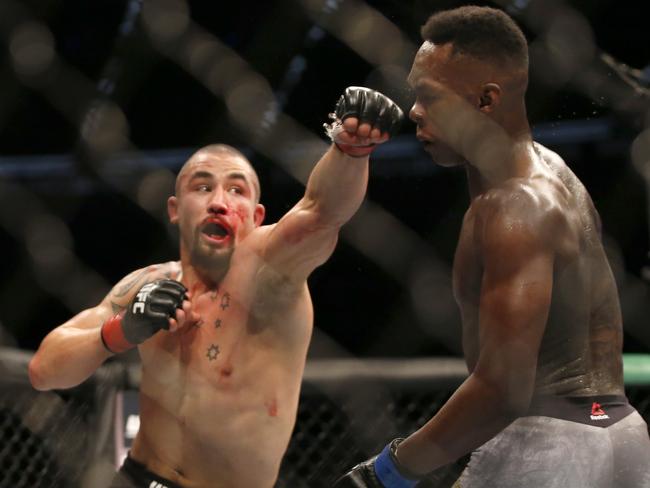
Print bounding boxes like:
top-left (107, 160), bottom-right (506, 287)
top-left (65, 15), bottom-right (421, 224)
top-left (260, 87), bottom-right (402, 281)
top-left (334, 207), bottom-right (555, 487)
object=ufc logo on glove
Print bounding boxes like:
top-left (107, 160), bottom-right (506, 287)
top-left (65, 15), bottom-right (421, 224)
top-left (133, 283), bottom-right (157, 314)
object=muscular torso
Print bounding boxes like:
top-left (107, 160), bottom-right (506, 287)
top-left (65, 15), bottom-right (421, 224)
top-left (123, 244), bottom-right (313, 487)
top-left (454, 143), bottom-right (624, 397)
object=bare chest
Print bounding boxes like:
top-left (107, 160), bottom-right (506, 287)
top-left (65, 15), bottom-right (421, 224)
top-left (135, 284), bottom-right (306, 486)
top-left (182, 286), bottom-right (247, 374)
top-left (142, 270), bottom-right (311, 391)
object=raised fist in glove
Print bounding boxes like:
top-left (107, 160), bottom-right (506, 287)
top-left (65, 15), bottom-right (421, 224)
top-left (325, 86), bottom-right (404, 157)
top-left (333, 439), bottom-right (421, 488)
top-left (101, 279), bottom-right (188, 353)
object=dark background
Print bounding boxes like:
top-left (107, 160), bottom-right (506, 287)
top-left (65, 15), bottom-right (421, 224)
top-left (0, 0), bottom-right (648, 358)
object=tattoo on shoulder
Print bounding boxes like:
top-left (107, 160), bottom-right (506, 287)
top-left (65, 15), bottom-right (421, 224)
top-left (114, 268), bottom-right (152, 297)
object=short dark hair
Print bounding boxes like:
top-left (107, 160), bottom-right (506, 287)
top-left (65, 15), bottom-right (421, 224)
top-left (421, 6), bottom-right (528, 70)
top-left (176, 144), bottom-right (261, 202)
top-left (198, 143), bottom-right (249, 162)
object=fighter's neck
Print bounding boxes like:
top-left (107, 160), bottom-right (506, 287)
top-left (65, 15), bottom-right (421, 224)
top-left (179, 261), bottom-right (228, 293)
top-left (465, 136), bottom-right (538, 198)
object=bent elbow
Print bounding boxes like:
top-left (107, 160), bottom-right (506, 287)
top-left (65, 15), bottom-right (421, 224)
top-left (499, 383), bottom-right (534, 420)
top-left (476, 373), bottom-right (533, 421)
top-left (501, 396), bottom-right (530, 420)
top-left (305, 198), bottom-right (350, 230)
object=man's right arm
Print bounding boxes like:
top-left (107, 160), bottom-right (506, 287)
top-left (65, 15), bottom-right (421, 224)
top-left (28, 266), bottom-right (187, 391)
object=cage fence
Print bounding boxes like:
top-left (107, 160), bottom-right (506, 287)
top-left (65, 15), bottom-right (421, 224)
top-left (2, 349), bottom-right (650, 487)
top-left (0, 0), bottom-right (649, 487)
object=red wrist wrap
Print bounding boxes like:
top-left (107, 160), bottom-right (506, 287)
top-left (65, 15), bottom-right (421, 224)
top-left (100, 312), bottom-right (134, 354)
top-left (334, 142), bottom-right (376, 157)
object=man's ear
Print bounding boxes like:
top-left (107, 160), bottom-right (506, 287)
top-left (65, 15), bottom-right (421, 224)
top-left (168, 196), bottom-right (179, 224)
top-left (254, 204), bottom-right (265, 227)
top-left (478, 83), bottom-right (501, 113)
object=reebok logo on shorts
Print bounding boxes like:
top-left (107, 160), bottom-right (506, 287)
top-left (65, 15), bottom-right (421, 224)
top-left (527, 395), bottom-right (633, 427)
top-left (590, 402), bottom-right (610, 421)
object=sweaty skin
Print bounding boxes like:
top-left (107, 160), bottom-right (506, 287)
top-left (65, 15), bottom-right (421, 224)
top-left (131, 251), bottom-right (314, 487)
top-left (29, 118), bottom-right (388, 487)
top-left (455, 143), bottom-right (624, 397)
top-left (394, 40), bottom-right (625, 474)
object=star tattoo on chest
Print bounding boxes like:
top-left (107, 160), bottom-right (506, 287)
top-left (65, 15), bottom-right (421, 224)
top-left (220, 292), bottom-right (231, 311)
top-left (206, 344), bottom-right (220, 361)
top-left (214, 319), bottom-right (222, 329)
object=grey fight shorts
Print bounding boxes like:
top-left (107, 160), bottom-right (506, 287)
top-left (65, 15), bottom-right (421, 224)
top-left (457, 399), bottom-right (650, 488)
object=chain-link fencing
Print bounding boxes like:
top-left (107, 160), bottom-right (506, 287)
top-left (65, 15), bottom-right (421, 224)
top-left (2, 349), bottom-right (650, 487)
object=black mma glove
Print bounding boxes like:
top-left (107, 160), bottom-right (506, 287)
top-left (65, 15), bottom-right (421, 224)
top-left (101, 279), bottom-right (187, 353)
top-left (333, 438), bottom-right (421, 488)
top-left (325, 86), bottom-right (404, 157)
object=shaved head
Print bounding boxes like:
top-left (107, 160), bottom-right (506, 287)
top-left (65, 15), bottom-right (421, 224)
top-left (175, 144), bottom-right (261, 202)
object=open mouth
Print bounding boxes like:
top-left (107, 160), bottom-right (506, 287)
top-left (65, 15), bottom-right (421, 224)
top-left (420, 140), bottom-right (434, 151)
top-left (201, 221), bottom-right (231, 240)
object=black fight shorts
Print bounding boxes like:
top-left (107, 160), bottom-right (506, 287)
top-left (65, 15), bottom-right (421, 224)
top-left (108, 454), bottom-right (183, 488)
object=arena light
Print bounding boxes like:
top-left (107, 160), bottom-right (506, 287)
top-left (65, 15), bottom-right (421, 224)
top-left (9, 21), bottom-right (55, 79)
